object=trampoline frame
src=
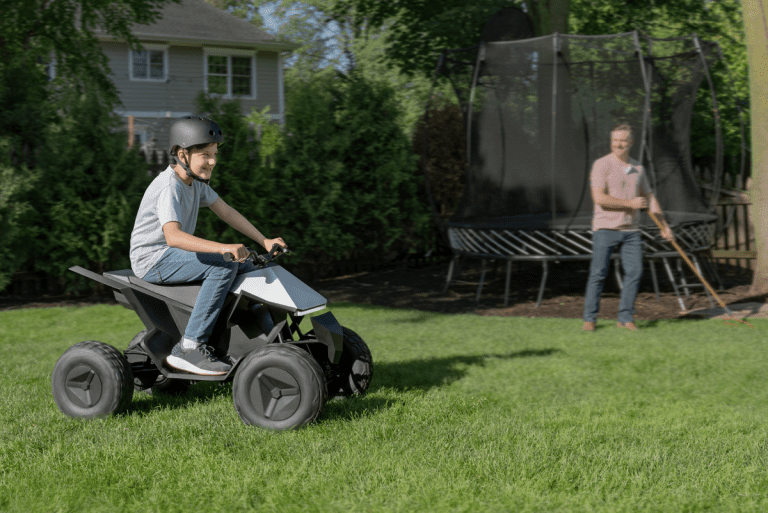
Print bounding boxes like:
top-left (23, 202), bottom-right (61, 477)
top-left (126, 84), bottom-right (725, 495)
top-left (444, 220), bottom-right (720, 311)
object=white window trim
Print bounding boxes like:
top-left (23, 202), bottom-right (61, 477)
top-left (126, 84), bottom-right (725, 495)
top-left (203, 47), bottom-right (257, 100)
top-left (129, 44), bottom-right (169, 82)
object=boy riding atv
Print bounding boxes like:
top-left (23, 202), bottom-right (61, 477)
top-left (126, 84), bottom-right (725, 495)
top-left (129, 115), bottom-right (285, 376)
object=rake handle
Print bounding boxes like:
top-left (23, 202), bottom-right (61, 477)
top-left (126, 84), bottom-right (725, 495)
top-left (647, 211), bottom-right (730, 313)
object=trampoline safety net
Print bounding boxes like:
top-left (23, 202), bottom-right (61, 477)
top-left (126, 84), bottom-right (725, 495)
top-left (441, 31), bottom-right (719, 233)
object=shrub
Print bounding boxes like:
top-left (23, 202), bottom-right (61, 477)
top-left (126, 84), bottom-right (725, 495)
top-left (0, 54), bottom-right (51, 292)
top-left (412, 100), bottom-right (467, 234)
top-left (33, 84), bottom-right (150, 291)
top-left (269, 69), bottom-right (432, 274)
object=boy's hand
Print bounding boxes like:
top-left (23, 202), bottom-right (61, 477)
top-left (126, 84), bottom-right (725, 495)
top-left (264, 237), bottom-right (287, 253)
top-left (221, 244), bottom-right (249, 262)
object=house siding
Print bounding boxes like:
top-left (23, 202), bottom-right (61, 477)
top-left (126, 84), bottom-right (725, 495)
top-left (101, 40), bottom-right (284, 152)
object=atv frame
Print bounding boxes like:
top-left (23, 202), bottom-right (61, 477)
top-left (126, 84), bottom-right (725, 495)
top-left (52, 247), bottom-right (373, 430)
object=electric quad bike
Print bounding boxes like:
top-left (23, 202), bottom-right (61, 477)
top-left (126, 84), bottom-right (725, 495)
top-left (52, 246), bottom-right (373, 430)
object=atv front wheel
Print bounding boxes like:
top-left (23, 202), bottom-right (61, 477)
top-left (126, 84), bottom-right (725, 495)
top-left (314, 327), bottom-right (373, 398)
top-left (233, 343), bottom-right (327, 430)
top-left (52, 341), bottom-right (134, 418)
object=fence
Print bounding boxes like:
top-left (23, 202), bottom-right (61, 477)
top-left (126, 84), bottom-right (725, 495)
top-left (698, 169), bottom-right (756, 271)
top-left (137, 147), bottom-right (171, 176)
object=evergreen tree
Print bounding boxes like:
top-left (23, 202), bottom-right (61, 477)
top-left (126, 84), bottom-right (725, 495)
top-left (35, 84), bottom-right (150, 289)
top-left (270, 69), bottom-right (432, 273)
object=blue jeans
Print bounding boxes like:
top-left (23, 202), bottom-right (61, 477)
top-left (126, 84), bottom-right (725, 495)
top-left (583, 230), bottom-right (643, 324)
top-left (142, 248), bottom-right (258, 344)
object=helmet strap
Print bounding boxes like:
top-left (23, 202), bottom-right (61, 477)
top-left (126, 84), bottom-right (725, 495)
top-left (175, 150), bottom-right (210, 185)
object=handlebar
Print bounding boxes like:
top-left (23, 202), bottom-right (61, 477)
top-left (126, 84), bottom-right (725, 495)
top-left (223, 244), bottom-right (292, 265)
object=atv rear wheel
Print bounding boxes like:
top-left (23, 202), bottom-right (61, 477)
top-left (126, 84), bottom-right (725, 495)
top-left (233, 343), bottom-right (327, 430)
top-left (52, 341), bottom-right (134, 418)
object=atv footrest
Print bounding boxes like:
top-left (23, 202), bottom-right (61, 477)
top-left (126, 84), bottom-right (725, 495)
top-left (160, 370), bottom-right (233, 381)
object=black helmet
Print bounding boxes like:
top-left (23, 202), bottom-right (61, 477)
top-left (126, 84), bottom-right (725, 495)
top-left (168, 116), bottom-right (224, 156)
top-left (168, 116), bottom-right (224, 184)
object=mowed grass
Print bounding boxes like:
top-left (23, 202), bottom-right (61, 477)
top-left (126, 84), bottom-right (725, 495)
top-left (0, 303), bottom-right (767, 512)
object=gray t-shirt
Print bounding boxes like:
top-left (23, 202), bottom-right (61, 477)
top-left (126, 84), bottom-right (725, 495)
top-left (130, 166), bottom-right (219, 278)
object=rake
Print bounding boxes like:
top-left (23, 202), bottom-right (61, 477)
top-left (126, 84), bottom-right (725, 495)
top-left (648, 211), bottom-right (754, 329)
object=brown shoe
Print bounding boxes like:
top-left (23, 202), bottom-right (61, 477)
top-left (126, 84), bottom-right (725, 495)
top-left (617, 322), bottom-right (639, 331)
top-left (582, 321), bottom-right (596, 332)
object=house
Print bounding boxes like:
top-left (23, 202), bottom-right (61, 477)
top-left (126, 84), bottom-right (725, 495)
top-left (94, 0), bottom-right (299, 154)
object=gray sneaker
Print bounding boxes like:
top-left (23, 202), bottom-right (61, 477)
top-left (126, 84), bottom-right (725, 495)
top-left (166, 344), bottom-right (231, 376)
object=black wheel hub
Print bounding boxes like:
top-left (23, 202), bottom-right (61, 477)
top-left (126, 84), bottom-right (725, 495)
top-left (65, 365), bottom-right (103, 408)
top-left (252, 368), bottom-right (300, 421)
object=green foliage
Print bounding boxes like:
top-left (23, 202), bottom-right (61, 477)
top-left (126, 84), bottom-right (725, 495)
top-left (270, 69), bottom-right (432, 271)
top-left (0, 0), bottom-right (175, 106)
top-left (192, 93), bottom-right (276, 247)
top-left (204, 0), bottom-right (264, 27)
top-left (0, 52), bottom-right (53, 291)
top-left (327, 0), bottom-right (528, 78)
top-left (245, 105), bottom-right (283, 163)
top-left (412, 101), bottom-right (467, 223)
top-left (33, 85), bottom-right (151, 289)
top-left (570, 0), bottom-right (748, 180)
top-left (0, 140), bottom-right (39, 291)
top-left (0, 0), bottom-right (176, 294)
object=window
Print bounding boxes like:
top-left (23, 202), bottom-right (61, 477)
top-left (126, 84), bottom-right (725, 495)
top-left (204, 48), bottom-right (256, 98)
top-left (130, 45), bottom-right (168, 81)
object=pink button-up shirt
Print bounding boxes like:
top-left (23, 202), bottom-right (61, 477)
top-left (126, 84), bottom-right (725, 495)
top-left (590, 154), bottom-right (652, 232)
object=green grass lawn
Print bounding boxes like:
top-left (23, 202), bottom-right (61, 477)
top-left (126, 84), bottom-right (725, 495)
top-left (0, 303), bottom-right (766, 512)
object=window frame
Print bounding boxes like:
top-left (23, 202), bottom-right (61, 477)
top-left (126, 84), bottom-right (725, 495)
top-left (129, 44), bottom-right (169, 82)
top-left (203, 47), bottom-right (257, 100)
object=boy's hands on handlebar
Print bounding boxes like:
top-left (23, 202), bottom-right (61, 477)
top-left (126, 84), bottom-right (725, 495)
top-left (221, 244), bottom-right (250, 262)
top-left (264, 237), bottom-right (287, 253)
top-left (222, 238), bottom-right (289, 263)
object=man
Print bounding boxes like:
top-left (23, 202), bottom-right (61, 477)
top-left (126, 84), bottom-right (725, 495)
top-left (130, 116), bottom-right (286, 374)
top-left (582, 123), bottom-right (674, 332)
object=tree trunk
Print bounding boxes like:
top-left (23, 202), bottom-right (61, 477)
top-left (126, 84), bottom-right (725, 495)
top-left (526, 0), bottom-right (571, 36)
top-left (743, 0), bottom-right (768, 294)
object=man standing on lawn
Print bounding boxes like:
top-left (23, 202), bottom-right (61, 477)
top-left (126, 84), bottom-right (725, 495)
top-left (582, 123), bottom-right (675, 332)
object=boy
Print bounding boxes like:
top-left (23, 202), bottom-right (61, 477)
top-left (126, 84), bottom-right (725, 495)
top-left (130, 116), bottom-right (285, 375)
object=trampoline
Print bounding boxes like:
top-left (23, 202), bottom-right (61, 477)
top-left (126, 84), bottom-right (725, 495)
top-left (425, 31), bottom-right (725, 310)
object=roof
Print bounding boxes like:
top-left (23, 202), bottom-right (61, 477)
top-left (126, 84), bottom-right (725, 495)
top-left (95, 0), bottom-right (300, 51)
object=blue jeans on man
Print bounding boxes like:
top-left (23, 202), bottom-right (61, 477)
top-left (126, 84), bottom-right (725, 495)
top-left (583, 229), bottom-right (643, 324)
top-left (142, 247), bottom-right (258, 344)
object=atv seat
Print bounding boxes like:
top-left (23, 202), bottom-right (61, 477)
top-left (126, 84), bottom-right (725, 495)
top-left (104, 269), bottom-right (203, 308)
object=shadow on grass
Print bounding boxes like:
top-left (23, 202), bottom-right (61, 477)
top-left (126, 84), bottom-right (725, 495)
top-left (322, 348), bottom-right (560, 423)
top-left (121, 348), bottom-right (559, 420)
top-left (122, 381), bottom-right (234, 417)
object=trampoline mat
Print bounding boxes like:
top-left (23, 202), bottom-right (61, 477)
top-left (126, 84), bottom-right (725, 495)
top-left (447, 211), bottom-right (717, 231)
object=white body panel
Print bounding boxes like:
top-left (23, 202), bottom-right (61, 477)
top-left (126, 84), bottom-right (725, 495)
top-left (230, 265), bottom-right (327, 315)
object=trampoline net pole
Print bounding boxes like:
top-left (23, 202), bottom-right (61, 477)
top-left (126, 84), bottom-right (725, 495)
top-left (551, 33), bottom-right (559, 225)
top-left (634, 31), bottom-right (651, 174)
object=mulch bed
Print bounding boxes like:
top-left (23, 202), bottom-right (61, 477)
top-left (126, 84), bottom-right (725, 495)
top-left (0, 259), bottom-right (763, 322)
